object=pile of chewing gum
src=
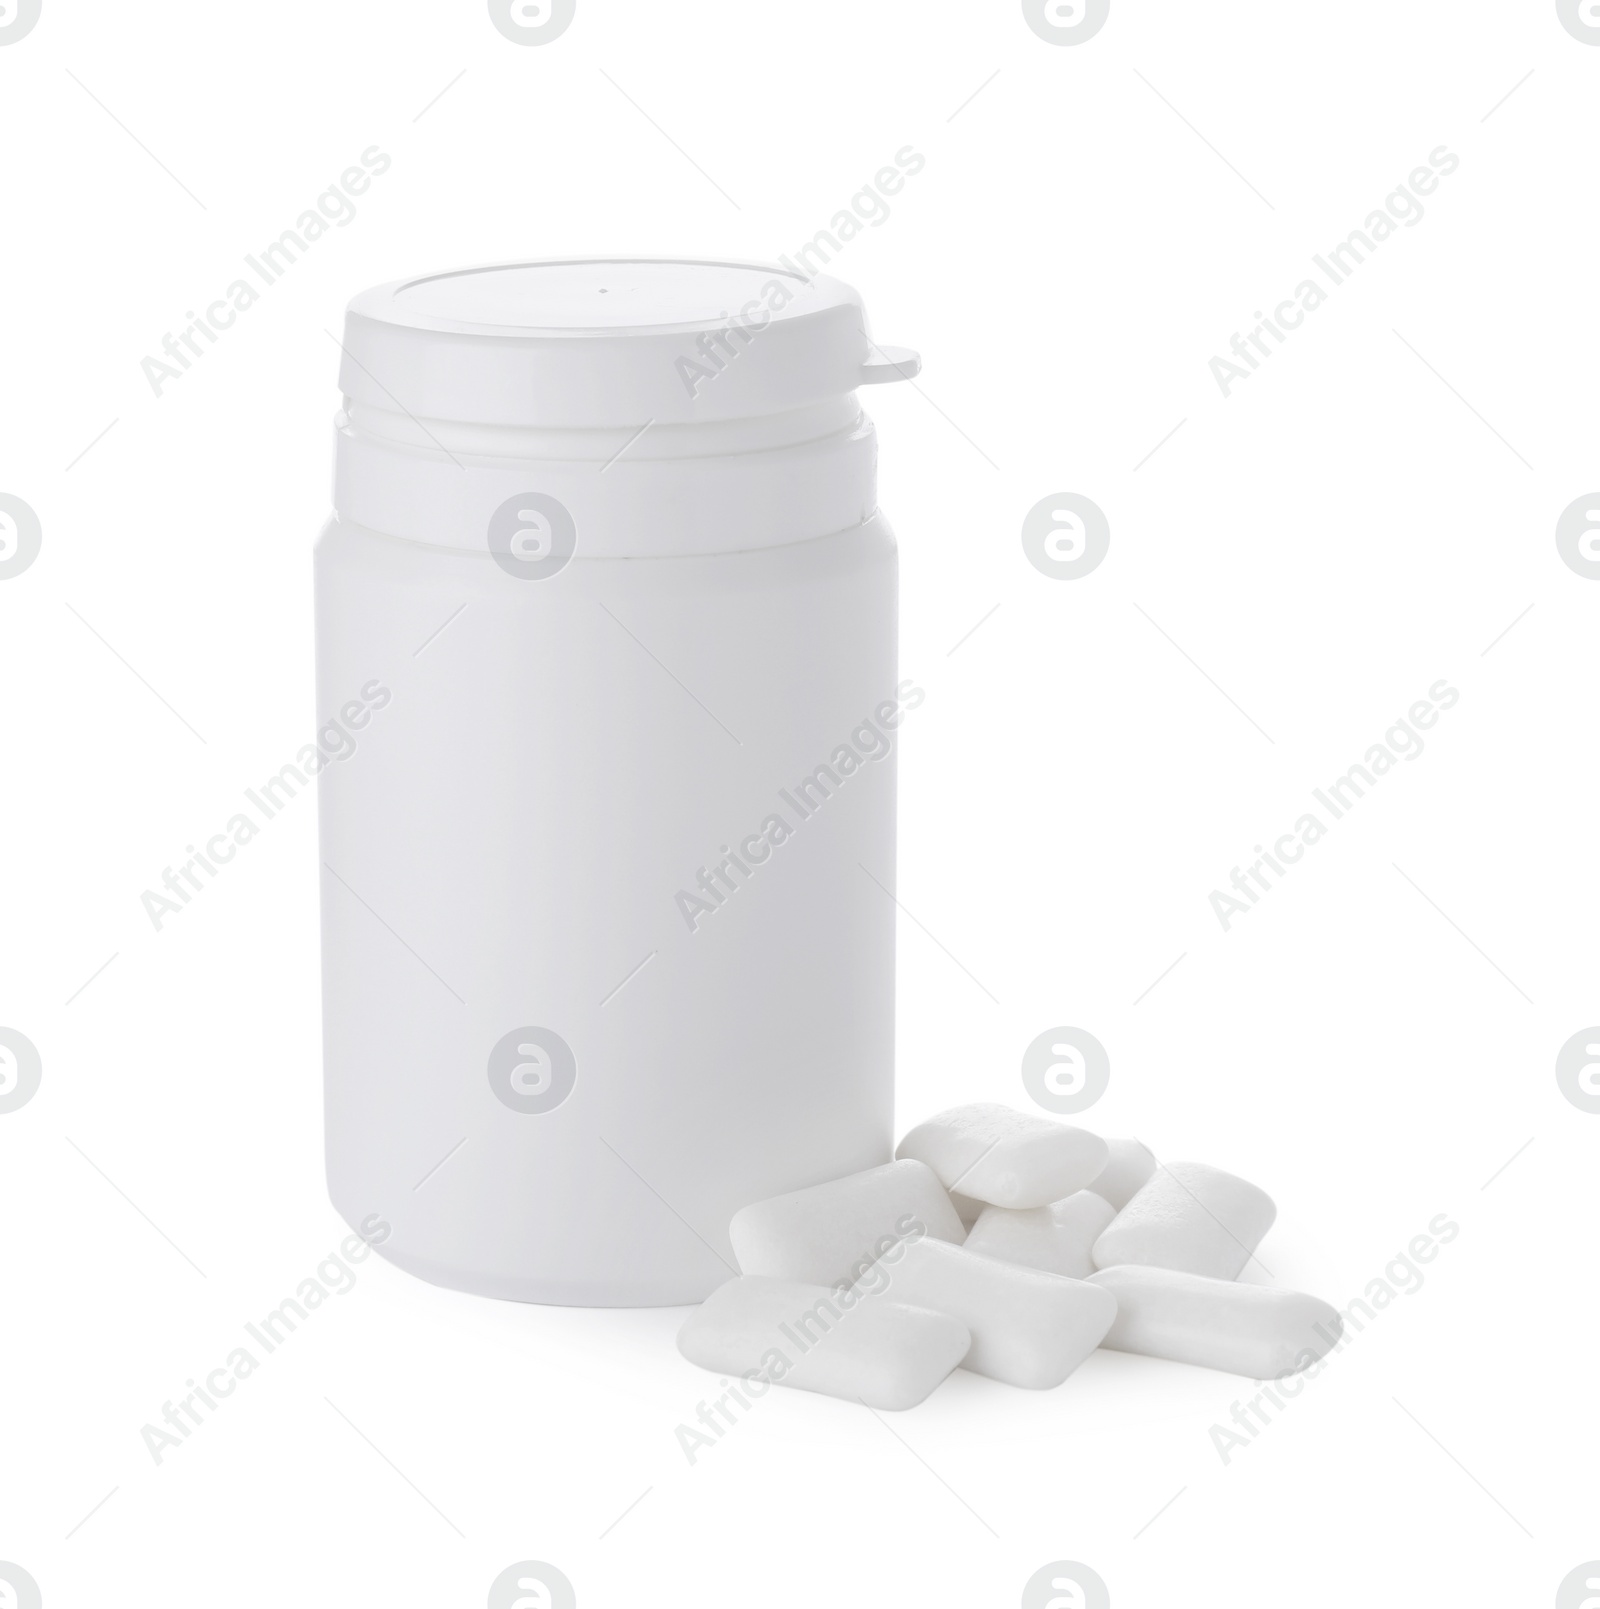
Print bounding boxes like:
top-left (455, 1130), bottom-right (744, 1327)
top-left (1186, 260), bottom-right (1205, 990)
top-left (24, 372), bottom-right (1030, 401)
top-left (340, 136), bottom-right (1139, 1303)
top-left (678, 1104), bottom-right (1341, 1408)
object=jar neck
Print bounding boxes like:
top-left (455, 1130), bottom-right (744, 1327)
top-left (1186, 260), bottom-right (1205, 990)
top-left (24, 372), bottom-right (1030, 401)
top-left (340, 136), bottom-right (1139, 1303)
top-left (332, 395), bottom-right (880, 559)
top-left (341, 394), bottom-right (862, 462)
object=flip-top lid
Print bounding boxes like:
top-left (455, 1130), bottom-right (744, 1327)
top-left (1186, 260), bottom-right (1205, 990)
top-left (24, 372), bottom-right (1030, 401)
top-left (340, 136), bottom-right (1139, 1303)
top-left (338, 258), bottom-right (920, 429)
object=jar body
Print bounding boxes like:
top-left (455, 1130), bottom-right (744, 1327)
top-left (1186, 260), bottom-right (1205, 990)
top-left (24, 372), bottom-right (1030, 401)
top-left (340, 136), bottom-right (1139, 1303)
top-left (315, 514), bottom-right (899, 1304)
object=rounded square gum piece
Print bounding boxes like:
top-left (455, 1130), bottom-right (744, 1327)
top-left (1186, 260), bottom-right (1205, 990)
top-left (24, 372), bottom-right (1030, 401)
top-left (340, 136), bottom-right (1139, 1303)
top-left (678, 1275), bottom-right (971, 1410)
top-left (861, 1237), bottom-right (1117, 1389)
top-left (1091, 1161), bottom-right (1276, 1280)
top-left (895, 1103), bottom-right (1108, 1209)
top-left (1090, 1265), bottom-right (1341, 1378)
top-left (1086, 1137), bottom-right (1159, 1211)
top-left (728, 1159), bottom-right (965, 1286)
top-left (963, 1191), bottom-right (1116, 1280)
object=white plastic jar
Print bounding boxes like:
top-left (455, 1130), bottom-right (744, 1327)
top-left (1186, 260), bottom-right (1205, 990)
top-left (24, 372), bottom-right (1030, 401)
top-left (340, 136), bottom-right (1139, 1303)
top-left (315, 259), bottom-right (919, 1305)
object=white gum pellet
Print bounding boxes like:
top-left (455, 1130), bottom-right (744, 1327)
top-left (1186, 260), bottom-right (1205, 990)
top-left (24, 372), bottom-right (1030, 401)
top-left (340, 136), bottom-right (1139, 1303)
top-left (1086, 1137), bottom-right (1159, 1211)
top-left (728, 1159), bottom-right (965, 1287)
top-left (860, 1236), bottom-right (1117, 1389)
top-left (895, 1103), bottom-right (1109, 1210)
top-left (678, 1275), bottom-right (972, 1410)
top-left (1092, 1161), bottom-right (1276, 1280)
top-left (949, 1190), bottom-right (986, 1229)
top-left (1090, 1265), bottom-right (1342, 1378)
top-left (963, 1191), bottom-right (1116, 1280)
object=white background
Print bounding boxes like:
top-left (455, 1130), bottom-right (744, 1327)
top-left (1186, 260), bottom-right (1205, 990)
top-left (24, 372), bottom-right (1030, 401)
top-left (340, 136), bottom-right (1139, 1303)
top-left (2, 1), bottom-right (1596, 1605)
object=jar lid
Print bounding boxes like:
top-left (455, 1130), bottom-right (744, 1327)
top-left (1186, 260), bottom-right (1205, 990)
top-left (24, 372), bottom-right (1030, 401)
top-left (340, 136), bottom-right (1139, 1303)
top-left (338, 258), bottom-right (920, 429)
